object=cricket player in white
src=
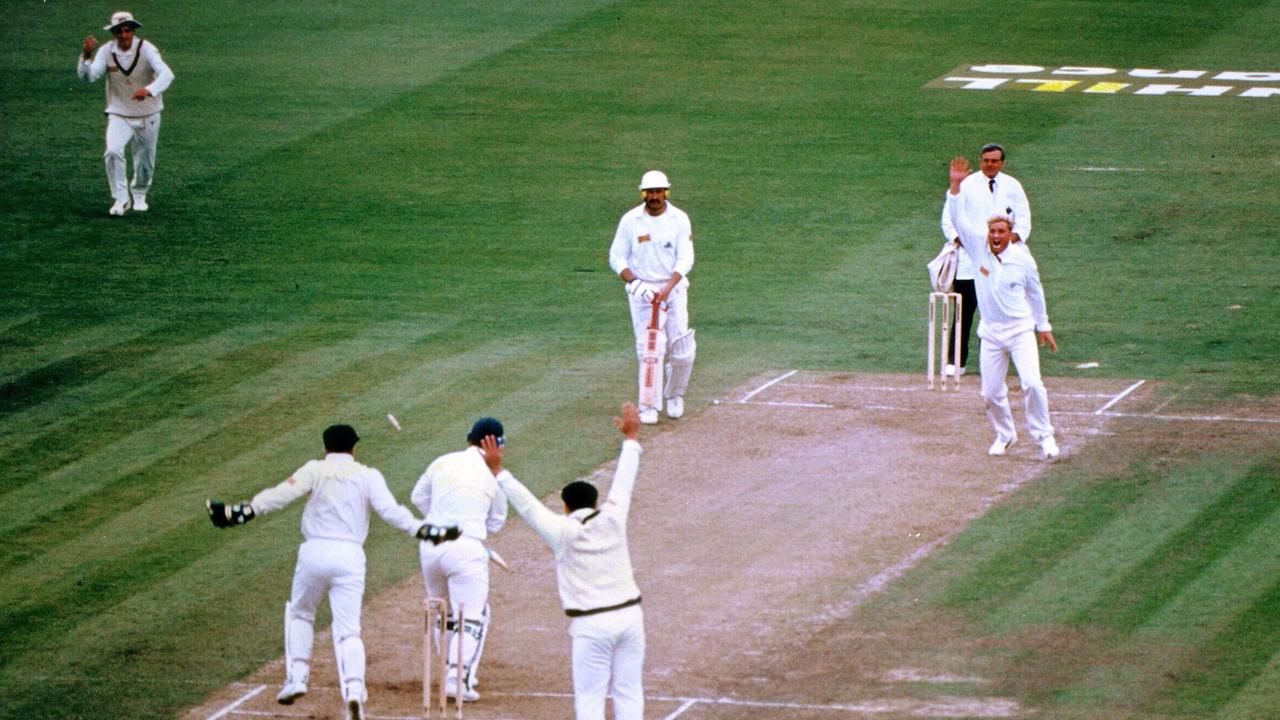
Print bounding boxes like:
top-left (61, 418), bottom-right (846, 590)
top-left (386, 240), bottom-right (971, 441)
top-left (939, 143), bottom-right (1032, 377)
top-left (484, 404), bottom-right (645, 720)
top-left (945, 156), bottom-right (1060, 460)
top-left (610, 170), bottom-right (697, 424)
top-left (411, 417), bottom-right (509, 702)
top-left (206, 424), bottom-right (427, 720)
top-left (78, 11), bottom-right (174, 216)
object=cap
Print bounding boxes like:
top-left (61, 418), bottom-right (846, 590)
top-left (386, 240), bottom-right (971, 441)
top-left (638, 170), bottom-right (670, 191)
top-left (322, 424), bottom-right (360, 452)
top-left (467, 417), bottom-right (505, 446)
top-left (105, 11), bottom-right (142, 31)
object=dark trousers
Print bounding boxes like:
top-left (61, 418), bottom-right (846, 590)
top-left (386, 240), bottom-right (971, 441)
top-left (946, 278), bottom-right (978, 368)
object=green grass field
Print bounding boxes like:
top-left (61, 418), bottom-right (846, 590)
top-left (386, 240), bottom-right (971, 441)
top-left (2, 1), bottom-right (1278, 717)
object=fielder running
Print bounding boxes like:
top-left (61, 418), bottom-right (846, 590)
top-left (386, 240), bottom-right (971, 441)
top-left (206, 424), bottom-right (429, 720)
top-left (609, 170), bottom-right (697, 424)
top-left (945, 156), bottom-right (1060, 460)
top-left (483, 403), bottom-right (646, 720)
top-left (411, 418), bottom-right (509, 702)
top-left (77, 11), bottom-right (174, 216)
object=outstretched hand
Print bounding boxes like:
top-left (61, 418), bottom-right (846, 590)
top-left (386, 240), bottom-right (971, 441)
top-left (949, 156), bottom-right (971, 187)
top-left (82, 35), bottom-right (97, 58)
top-left (480, 434), bottom-right (504, 474)
top-left (614, 403), bottom-right (640, 440)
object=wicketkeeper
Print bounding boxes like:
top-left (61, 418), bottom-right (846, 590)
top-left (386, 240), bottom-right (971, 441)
top-left (206, 424), bottom-right (431, 720)
top-left (609, 170), bottom-right (697, 424)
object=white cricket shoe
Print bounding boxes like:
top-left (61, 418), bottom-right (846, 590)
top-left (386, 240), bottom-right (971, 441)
top-left (445, 675), bottom-right (480, 702)
top-left (1040, 436), bottom-right (1060, 460)
top-left (132, 195), bottom-right (148, 212)
top-left (276, 680), bottom-right (307, 705)
top-left (944, 364), bottom-right (956, 378)
top-left (638, 407), bottom-right (659, 425)
top-left (109, 199), bottom-right (129, 216)
top-left (666, 396), bottom-right (684, 419)
top-left (988, 434), bottom-right (1016, 456)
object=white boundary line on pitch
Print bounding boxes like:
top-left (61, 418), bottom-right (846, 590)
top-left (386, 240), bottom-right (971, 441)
top-left (207, 684), bottom-right (267, 720)
top-left (214, 689), bottom-right (1020, 719)
top-left (738, 369), bottom-right (798, 402)
top-left (1095, 379), bottom-right (1145, 414)
top-left (741, 400), bottom-right (834, 409)
top-left (1060, 410), bottom-right (1280, 425)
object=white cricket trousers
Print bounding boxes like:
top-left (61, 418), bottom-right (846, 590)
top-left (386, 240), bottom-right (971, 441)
top-left (286, 539), bottom-right (367, 701)
top-left (979, 327), bottom-right (1054, 443)
top-left (104, 112), bottom-right (161, 204)
top-left (418, 536), bottom-right (491, 688)
top-left (627, 283), bottom-right (689, 409)
top-left (569, 604), bottom-right (645, 720)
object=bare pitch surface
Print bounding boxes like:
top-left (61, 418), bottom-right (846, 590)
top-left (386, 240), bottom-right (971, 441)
top-left (188, 371), bottom-right (1270, 719)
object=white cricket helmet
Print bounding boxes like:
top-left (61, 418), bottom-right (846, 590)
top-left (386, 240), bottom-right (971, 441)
top-left (639, 170), bottom-right (670, 191)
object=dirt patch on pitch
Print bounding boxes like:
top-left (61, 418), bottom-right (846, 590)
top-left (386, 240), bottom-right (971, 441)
top-left (188, 371), bottom-right (1152, 719)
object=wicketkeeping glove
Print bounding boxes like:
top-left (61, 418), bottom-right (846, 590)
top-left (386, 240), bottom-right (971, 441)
top-left (207, 499), bottom-right (256, 528)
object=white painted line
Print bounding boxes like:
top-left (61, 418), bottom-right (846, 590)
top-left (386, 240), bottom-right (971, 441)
top-left (1094, 380), bottom-right (1145, 414)
top-left (1060, 410), bottom-right (1280, 425)
top-left (207, 684), bottom-right (267, 720)
top-left (738, 370), bottom-right (798, 402)
top-left (662, 698), bottom-right (699, 719)
top-left (740, 400), bottom-right (834, 409)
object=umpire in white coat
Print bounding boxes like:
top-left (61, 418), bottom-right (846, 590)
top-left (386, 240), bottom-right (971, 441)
top-left (78, 11), bottom-right (174, 215)
top-left (207, 424), bottom-right (428, 720)
top-left (610, 170), bottom-right (697, 424)
top-left (485, 403), bottom-right (646, 720)
top-left (411, 417), bottom-right (509, 702)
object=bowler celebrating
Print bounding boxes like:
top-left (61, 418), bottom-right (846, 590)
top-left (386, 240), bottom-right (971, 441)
top-left (945, 156), bottom-right (1060, 460)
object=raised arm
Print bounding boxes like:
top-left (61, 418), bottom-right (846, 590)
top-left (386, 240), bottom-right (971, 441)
top-left (480, 434), bottom-right (569, 553)
top-left (77, 37), bottom-right (107, 82)
top-left (603, 404), bottom-right (642, 519)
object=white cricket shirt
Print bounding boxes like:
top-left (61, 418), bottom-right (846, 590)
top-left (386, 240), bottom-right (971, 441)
top-left (609, 202), bottom-right (694, 285)
top-left (497, 440), bottom-right (642, 614)
top-left (251, 453), bottom-right (421, 544)
top-left (947, 196), bottom-right (1052, 341)
top-left (411, 446), bottom-right (507, 540)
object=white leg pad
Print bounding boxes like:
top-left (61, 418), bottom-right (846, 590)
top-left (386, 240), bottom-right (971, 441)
top-left (664, 329), bottom-right (696, 399)
top-left (334, 633), bottom-right (366, 702)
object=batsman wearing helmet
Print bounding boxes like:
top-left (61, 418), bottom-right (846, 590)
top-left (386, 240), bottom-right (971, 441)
top-left (609, 170), bottom-right (697, 425)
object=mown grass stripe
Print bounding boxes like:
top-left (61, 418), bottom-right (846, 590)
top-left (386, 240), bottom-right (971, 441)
top-left (0, 321), bottom-right (443, 537)
top-left (985, 456), bottom-right (1252, 628)
top-left (1052, 496), bottom-right (1280, 718)
top-left (1214, 649), bottom-right (1280, 720)
top-left (0, 322), bottom-right (287, 458)
top-left (0, 320), bottom-right (161, 388)
top-left (1074, 459), bottom-right (1280, 633)
top-left (936, 476), bottom-right (1151, 617)
top-left (1155, 532), bottom-right (1280, 716)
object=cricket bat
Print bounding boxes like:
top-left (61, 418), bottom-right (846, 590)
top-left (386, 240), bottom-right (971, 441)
top-left (639, 299), bottom-right (667, 407)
